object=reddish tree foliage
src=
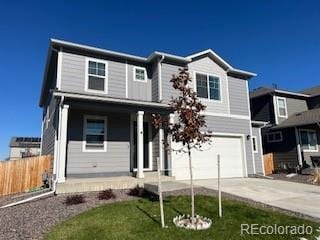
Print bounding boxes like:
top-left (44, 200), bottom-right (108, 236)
top-left (152, 67), bottom-right (211, 150)
top-left (152, 67), bottom-right (212, 221)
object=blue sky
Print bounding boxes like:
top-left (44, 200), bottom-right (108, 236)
top-left (0, 0), bottom-right (319, 159)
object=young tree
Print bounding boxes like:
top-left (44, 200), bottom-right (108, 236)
top-left (153, 67), bottom-right (211, 222)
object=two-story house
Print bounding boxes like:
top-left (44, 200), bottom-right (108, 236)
top-left (250, 86), bottom-right (320, 171)
top-left (40, 39), bottom-right (263, 191)
top-left (9, 137), bottom-right (41, 160)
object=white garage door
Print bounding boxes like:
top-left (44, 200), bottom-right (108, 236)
top-left (172, 136), bottom-right (245, 180)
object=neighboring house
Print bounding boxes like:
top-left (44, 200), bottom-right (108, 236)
top-left (250, 86), bottom-right (320, 170)
top-left (9, 137), bottom-right (41, 160)
top-left (40, 39), bottom-right (264, 186)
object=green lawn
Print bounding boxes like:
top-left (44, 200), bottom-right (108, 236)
top-left (45, 195), bottom-right (319, 240)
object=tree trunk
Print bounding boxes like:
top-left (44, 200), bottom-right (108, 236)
top-left (188, 144), bottom-right (195, 221)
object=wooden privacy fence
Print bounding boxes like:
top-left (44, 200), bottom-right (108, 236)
top-left (263, 153), bottom-right (274, 176)
top-left (0, 155), bottom-right (53, 196)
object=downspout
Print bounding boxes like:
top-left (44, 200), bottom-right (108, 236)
top-left (157, 55), bottom-right (165, 170)
top-left (295, 127), bottom-right (303, 166)
top-left (39, 115), bottom-right (44, 155)
top-left (0, 98), bottom-right (63, 209)
top-left (0, 179), bottom-right (57, 209)
top-left (272, 94), bottom-right (279, 125)
top-left (53, 96), bottom-right (64, 178)
top-left (158, 55), bottom-right (165, 102)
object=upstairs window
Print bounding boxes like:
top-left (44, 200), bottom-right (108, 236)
top-left (134, 67), bottom-right (147, 82)
top-left (276, 97), bottom-right (287, 117)
top-left (83, 116), bottom-right (107, 152)
top-left (300, 129), bottom-right (318, 151)
top-left (195, 73), bottom-right (221, 101)
top-left (86, 58), bottom-right (108, 93)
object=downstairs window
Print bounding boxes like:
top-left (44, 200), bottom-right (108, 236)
top-left (300, 129), bottom-right (318, 151)
top-left (83, 116), bottom-right (107, 152)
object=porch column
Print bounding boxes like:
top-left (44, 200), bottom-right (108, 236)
top-left (167, 113), bottom-right (175, 176)
top-left (137, 111), bottom-right (144, 178)
top-left (57, 104), bottom-right (69, 183)
top-left (159, 128), bottom-right (164, 171)
top-left (295, 127), bottom-right (303, 166)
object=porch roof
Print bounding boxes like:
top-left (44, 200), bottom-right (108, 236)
top-left (273, 108), bottom-right (320, 129)
top-left (53, 90), bottom-right (171, 108)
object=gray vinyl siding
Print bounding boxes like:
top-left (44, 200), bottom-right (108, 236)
top-left (188, 57), bottom-right (230, 114)
top-left (152, 61), bottom-right (159, 102)
top-left (67, 110), bottom-right (131, 176)
top-left (127, 64), bottom-right (152, 101)
top-left (252, 127), bottom-right (264, 174)
top-left (204, 115), bottom-right (254, 175)
top-left (276, 96), bottom-right (308, 124)
top-left (299, 127), bottom-right (320, 167)
top-left (41, 94), bottom-right (57, 156)
top-left (263, 128), bottom-right (299, 169)
top-left (161, 62), bottom-right (182, 102)
top-left (228, 76), bottom-right (249, 116)
top-left (61, 52), bottom-right (126, 98)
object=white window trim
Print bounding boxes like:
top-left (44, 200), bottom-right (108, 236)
top-left (252, 136), bottom-right (258, 153)
top-left (193, 71), bottom-right (222, 103)
top-left (276, 96), bottom-right (288, 118)
top-left (85, 57), bottom-right (108, 94)
top-left (267, 131), bottom-right (283, 143)
top-left (133, 66), bottom-right (147, 83)
top-left (82, 115), bottom-right (107, 152)
top-left (299, 129), bottom-right (319, 152)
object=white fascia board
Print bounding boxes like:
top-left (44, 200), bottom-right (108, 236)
top-left (227, 68), bottom-right (257, 78)
top-left (187, 49), bottom-right (256, 78)
top-left (51, 38), bottom-right (147, 62)
top-left (187, 49), bottom-right (233, 69)
top-left (53, 91), bottom-right (171, 109)
top-left (274, 89), bottom-right (310, 98)
top-left (51, 39), bottom-right (192, 64)
top-left (147, 51), bottom-right (191, 62)
top-left (251, 120), bottom-right (269, 127)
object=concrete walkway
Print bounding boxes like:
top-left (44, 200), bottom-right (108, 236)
top-left (188, 178), bottom-right (320, 219)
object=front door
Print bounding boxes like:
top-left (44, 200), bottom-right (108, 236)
top-left (133, 122), bottom-right (149, 170)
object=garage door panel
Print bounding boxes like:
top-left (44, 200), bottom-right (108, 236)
top-left (172, 136), bottom-right (245, 180)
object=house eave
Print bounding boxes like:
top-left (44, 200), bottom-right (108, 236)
top-left (52, 90), bottom-right (172, 109)
top-left (251, 120), bottom-right (268, 127)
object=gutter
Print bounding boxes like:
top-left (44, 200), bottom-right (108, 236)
top-left (53, 90), bottom-right (171, 109)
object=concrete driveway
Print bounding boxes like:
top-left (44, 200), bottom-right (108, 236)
top-left (190, 178), bottom-right (320, 219)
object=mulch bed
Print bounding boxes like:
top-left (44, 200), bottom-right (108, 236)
top-left (0, 190), bottom-right (137, 240)
top-left (1, 187), bottom-right (319, 240)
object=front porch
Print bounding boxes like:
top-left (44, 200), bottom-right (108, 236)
top-left (272, 108), bottom-right (320, 169)
top-left (54, 96), bottom-right (174, 184)
top-left (56, 172), bottom-right (176, 194)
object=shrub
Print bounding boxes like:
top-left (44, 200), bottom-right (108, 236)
top-left (128, 186), bottom-right (159, 201)
top-left (98, 189), bottom-right (116, 200)
top-left (128, 186), bottom-right (145, 197)
top-left (65, 194), bottom-right (85, 205)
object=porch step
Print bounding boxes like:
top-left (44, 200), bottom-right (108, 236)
top-left (55, 174), bottom-right (175, 194)
top-left (144, 181), bottom-right (190, 194)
